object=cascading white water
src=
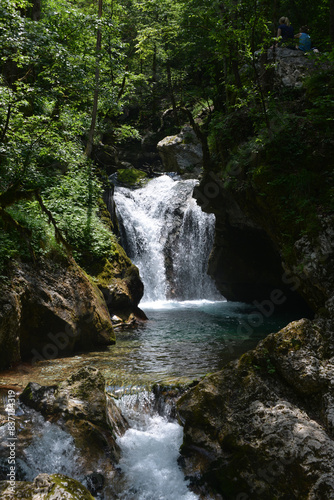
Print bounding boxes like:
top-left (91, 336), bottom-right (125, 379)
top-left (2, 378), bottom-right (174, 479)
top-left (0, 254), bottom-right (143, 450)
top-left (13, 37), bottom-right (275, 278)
top-left (114, 175), bottom-right (219, 302)
top-left (114, 391), bottom-right (198, 500)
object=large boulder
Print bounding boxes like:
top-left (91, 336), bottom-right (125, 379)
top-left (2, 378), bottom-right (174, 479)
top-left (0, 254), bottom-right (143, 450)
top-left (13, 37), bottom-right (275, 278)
top-left (256, 47), bottom-right (321, 89)
top-left (268, 47), bottom-right (320, 88)
top-left (19, 366), bottom-right (128, 461)
top-left (177, 317), bottom-right (334, 499)
top-left (0, 258), bottom-right (115, 370)
top-left (157, 125), bottom-right (203, 175)
top-left (87, 251), bottom-right (146, 321)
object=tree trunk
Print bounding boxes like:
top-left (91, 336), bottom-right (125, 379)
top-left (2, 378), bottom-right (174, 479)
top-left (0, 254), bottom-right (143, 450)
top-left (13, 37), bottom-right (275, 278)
top-left (85, 0), bottom-right (103, 158)
top-left (31, 0), bottom-right (41, 21)
top-left (166, 59), bottom-right (178, 125)
top-left (330, 0), bottom-right (334, 43)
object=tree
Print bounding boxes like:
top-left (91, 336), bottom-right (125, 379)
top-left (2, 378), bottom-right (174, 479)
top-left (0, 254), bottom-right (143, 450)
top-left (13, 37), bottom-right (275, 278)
top-left (85, 0), bottom-right (103, 157)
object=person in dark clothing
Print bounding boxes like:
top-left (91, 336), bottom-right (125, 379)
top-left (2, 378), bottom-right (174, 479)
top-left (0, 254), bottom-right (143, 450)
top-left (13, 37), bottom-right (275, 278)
top-left (277, 16), bottom-right (295, 48)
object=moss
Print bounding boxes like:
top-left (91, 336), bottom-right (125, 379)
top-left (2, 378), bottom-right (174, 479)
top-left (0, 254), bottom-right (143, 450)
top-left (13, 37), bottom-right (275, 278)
top-left (47, 474), bottom-right (95, 499)
top-left (117, 167), bottom-right (148, 187)
top-left (98, 197), bottom-right (114, 232)
top-left (0, 474), bottom-right (94, 499)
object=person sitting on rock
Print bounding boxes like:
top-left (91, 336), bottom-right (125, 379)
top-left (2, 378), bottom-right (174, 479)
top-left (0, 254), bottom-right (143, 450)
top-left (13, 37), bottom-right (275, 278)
top-left (295, 26), bottom-right (319, 53)
top-left (276, 16), bottom-right (295, 48)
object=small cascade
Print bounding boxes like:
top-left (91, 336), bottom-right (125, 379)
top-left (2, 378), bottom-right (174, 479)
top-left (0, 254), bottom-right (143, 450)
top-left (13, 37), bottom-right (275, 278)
top-left (113, 389), bottom-right (199, 500)
top-left (114, 175), bottom-right (219, 302)
top-left (0, 402), bottom-right (83, 484)
top-left (17, 412), bottom-right (81, 482)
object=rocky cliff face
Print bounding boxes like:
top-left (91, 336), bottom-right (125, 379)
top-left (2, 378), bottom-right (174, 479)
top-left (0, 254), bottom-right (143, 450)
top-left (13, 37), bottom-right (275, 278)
top-left (178, 315), bottom-right (334, 499)
top-left (0, 257), bottom-right (115, 370)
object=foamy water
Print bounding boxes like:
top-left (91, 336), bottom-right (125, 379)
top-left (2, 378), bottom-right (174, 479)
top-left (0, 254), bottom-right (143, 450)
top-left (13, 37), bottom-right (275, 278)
top-left (115, 392), bottom-right (199, 500)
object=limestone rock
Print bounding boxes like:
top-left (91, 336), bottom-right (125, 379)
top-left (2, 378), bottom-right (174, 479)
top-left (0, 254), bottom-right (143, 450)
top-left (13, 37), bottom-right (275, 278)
top-left (0, 258), bottom-right (115, 370)
top-left (266, 47), bottom-right (320, 88)
top-left (157, 125), bottom-right (203, 175)
top-left (194, 172), bottom-right (308, 306)
top-left (19, 366), bottom-right (128, 463)
top-left (258, 47), bottom-right (318, 88)
top-left (18, 367), bottom-right (127, 498)
top-left (0, 473), bottom-right (95, 499)
top-left (88, 254), bottom-right (146, 321)
top-left (177, 318), bottom-right (334, 499)
top-left (289, 215), bottom-right (334, 314)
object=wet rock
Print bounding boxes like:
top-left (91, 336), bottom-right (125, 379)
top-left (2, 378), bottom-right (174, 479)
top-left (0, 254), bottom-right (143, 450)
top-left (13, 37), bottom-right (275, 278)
top-left (19, 366), bottom-right (128, 464)
top-left (177, 318), bottom-right (334, 499)
top-left (0, 258), bottom-right (115, 370)
top-left (85, 471), bottom-right (105, 495)
top-left (0, 473), bottom-right (95, 499)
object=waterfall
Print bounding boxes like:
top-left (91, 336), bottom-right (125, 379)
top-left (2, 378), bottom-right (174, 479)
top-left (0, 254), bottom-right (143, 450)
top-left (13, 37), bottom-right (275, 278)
top-left (114, 175), bottom-right (219, 302)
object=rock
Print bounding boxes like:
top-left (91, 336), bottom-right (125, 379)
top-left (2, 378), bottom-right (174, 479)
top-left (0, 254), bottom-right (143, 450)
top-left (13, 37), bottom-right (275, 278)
top-left (19, 367), bottom-right (128, 456)
top-left (18, 367), bottom-right (127, 498)
top-left (89, 255), bottom-right (146, 321)
top-left (177, 317), bottom-right (334, 499)
top-left (289, 215), bottom-right (334, 314)
top-left (0, 258), bottom-right (115, 370)
top-left (117, 166), bottom-right (148, 188)
top-left (0, 473), bottom-right (95, 499)
top-left (88, 196), bottom-right (146, 321)
top-left (194, 173), bottom-right (310, 307)
top-left (85, 472), bottom-right (105, 495)
top-left (157, 125), bottom-right (203, 176)
top-left (265, 47), bottom-right (321, 88)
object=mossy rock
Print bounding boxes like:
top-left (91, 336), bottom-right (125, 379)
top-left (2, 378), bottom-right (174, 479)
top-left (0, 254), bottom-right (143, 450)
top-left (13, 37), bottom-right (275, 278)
top-left (117, 167), bottom-right (148, 187)
top-left (0, 473), bottom-right (95, 499)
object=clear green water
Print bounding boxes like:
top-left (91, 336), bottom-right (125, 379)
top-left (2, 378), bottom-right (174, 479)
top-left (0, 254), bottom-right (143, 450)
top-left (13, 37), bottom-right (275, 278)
top-left (0, 299), bottom-right (300, 390)
top-left (105, 299), bottom-right (299, 388)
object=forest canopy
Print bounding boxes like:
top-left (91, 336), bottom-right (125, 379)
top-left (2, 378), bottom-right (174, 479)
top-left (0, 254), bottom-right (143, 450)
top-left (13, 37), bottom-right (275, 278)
top-left (0, 0), bottom-right (333, 274)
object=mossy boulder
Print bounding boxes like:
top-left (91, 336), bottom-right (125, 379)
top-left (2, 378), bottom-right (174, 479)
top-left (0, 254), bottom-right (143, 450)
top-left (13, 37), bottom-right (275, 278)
top-left (117, 167), bottom-right (148, 187)
top-left (19, 366), bottom-right (128, 448)
top-left (87, 247), bottom-right (146, 321)
top-left (0, 257), bottom-right (115, 370)
top-left (0, 473), bottom-right (95, 499)
top-left (157, 125), bottom-right (203, 175)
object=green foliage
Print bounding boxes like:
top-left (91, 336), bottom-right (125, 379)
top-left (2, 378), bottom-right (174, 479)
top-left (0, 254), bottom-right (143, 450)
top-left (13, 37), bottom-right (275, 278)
top-left (303, 59), bottom-right (334, 132)
top-left (0, 0), bottom-right (127, 274)
top-left (0, 228), bottom-right (20, 277)
top-left (43, 165), bottom-right (118, 266)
